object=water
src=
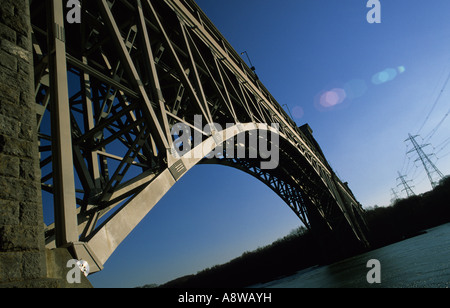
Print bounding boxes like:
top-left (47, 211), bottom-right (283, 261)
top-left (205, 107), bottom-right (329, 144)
top-left (253, 223), bottom-right (450, 288)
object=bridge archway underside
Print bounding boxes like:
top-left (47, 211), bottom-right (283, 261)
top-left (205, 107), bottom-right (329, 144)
top-left (201, 134), bottom-right (368, 241)
top-left (31, 0), bottom-right (368, 272)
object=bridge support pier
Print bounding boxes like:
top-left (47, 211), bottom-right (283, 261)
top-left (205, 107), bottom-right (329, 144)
top-left (0, 0), bottom-right (91, 288)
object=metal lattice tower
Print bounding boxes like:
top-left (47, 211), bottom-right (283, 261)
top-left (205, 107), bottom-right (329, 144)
top-left (397, 172), bottom-right (416, 198)
top-left (390, 188), bottom-right (400, 203)
top-left (406, 134), bottom-right (444, 189)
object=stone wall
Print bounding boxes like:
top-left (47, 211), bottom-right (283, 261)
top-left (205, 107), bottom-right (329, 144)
top-left (0, 0), bottom-right (50, 287)
top-left (0, 0), bottom-right (91, 288)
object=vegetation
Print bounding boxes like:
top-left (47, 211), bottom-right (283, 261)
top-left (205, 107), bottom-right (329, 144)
top-left (365, 176), bottom-right (450, 248)
top-left (160, 226), bottom-right (320, 288)
top-left (152, 176), bottom-right (450, 288)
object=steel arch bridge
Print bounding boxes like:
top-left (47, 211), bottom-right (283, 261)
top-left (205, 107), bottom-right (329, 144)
top-left (31, 0), bottom-right (369, 273)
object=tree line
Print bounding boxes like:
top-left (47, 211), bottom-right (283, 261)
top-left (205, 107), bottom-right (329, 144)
top-left (150, 176), bottom-right (450, 288)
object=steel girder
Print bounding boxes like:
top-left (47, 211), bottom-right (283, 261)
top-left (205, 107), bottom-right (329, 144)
top-left (30, 0), bottom-right (368, 272)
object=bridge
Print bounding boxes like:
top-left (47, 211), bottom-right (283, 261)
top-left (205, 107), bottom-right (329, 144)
top-left (0, 0), bottom-right (368, 286)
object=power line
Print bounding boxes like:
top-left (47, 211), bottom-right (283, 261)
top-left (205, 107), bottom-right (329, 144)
top-left (394, 67), bottom-right (450, 201)
top-left (417, 71), bottom-right (450, 134)
top-left (423, 106), bottom-right (450, 143)
top-left (396, 171), bottom-right (416, 197)
top-left (439, 151), bottom-right (450, 159)
top-left (435, 136), bottom-right (450, 153)
top-left (410, 163), bottom-right (422, 182)
top-left (390, 188), bottom-right (400, 204)
top-left (406, 134), bottom-right (444, 189)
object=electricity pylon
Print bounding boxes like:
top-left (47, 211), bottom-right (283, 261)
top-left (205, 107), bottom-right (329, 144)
top-left (406, 134), bottom-right (444, 189)
top-left (390, 188), bottom-right (400, 204)
top-left (397, 172), bottom-right (416, 197)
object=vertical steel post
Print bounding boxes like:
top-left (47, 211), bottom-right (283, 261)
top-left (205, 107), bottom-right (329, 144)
top-left (47, 0), bottom-right (79, 246)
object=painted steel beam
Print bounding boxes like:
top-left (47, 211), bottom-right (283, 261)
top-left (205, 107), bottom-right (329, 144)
top-left (87, 122), bottom-right (281, 266)
top-left (47, 0), bottom-right (79, 246)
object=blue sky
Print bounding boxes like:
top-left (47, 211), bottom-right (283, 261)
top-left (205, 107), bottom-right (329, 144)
top-left (87, 0), bottom-right (450, 287)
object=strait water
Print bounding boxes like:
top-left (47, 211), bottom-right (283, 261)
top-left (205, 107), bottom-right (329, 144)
top-left (253, 223), bottom-right (450, 288)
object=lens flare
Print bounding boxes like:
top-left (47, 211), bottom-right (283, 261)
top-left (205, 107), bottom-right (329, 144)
top-left (320, 88), bottom-right (346, 108)
top-left (344, 79), bottom-right (368, 100)
top-left (291, 106), bottom-right (304, 119)
top-left (314, 65), bottom-right (405, 112)
top-left (397, 66), bottom-right (406, 74)
top-left (372, 67), bottom-right (400, 85)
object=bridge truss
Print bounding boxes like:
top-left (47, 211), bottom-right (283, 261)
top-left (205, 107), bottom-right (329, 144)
top-left (30, 0), bottom-right (369, 272)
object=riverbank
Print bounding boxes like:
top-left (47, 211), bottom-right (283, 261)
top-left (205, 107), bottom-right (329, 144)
top-left (253, 223), bottom-right (450, 288)
top-left (149, 176), bottom-right (450, 288)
